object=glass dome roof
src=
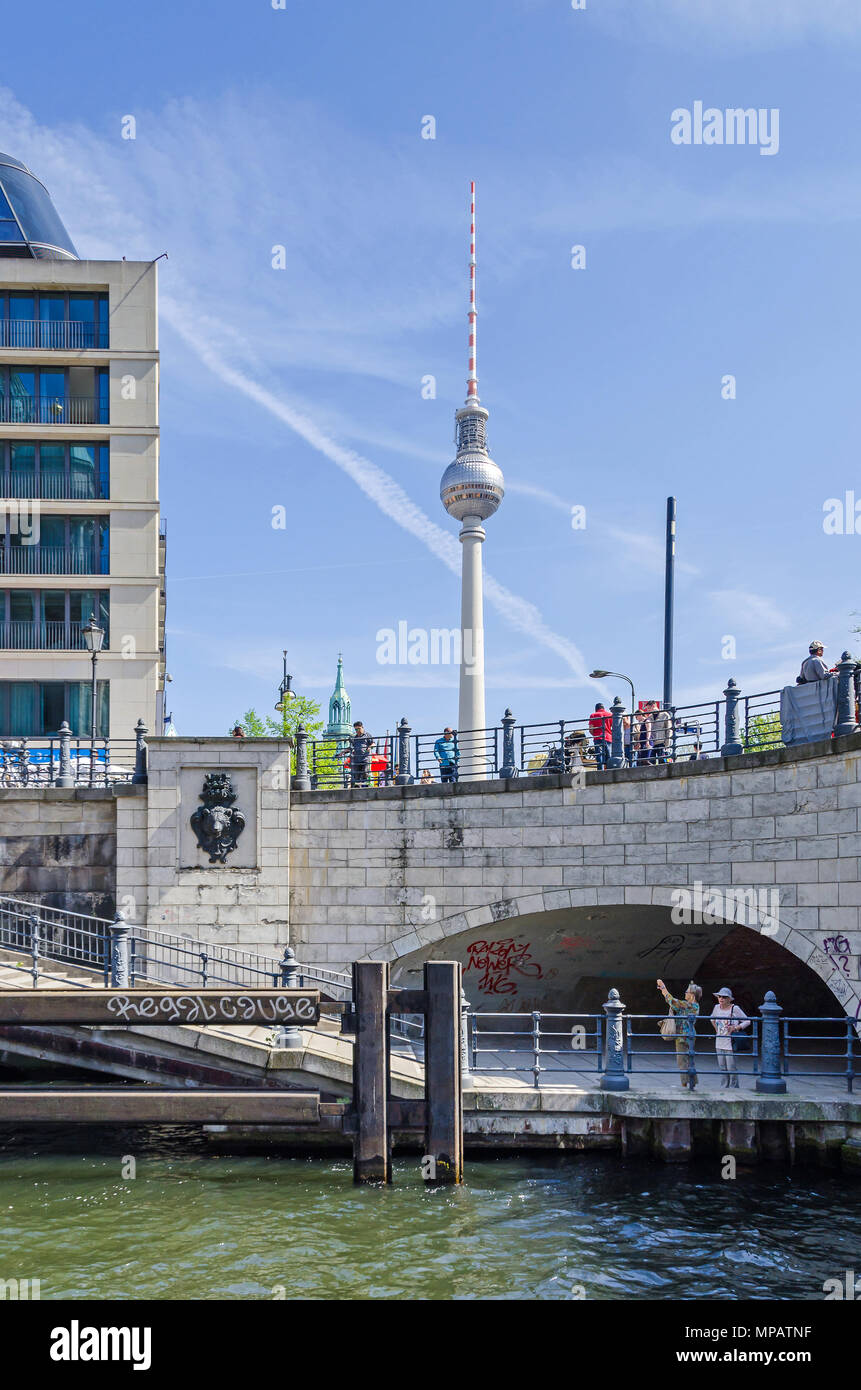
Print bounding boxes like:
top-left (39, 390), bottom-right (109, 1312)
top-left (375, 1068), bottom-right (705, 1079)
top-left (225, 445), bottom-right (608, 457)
top-left (0, 152), bottom-right (77, 260)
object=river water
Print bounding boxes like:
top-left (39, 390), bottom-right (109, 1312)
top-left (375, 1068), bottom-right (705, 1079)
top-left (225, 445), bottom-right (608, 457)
top-left (0, 1127), bottom-right (856, 1300)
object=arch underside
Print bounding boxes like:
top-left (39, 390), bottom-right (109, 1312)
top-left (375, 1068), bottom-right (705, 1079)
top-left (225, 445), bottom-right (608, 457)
top-left (382, 895), bottom-right (858, 1019)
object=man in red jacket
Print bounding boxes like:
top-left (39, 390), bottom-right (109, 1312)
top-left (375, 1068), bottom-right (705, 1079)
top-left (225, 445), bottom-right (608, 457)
top-left (588, 703), bottom-right (613, 770)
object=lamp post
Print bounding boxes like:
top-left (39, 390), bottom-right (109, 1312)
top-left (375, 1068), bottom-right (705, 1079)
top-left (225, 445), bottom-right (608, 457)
top-left (82, 615), bottom-right (104, 786)
top-left (275, 650), bottom-right (296, 717)
top-left (590, 669), bottom-right (636, 767)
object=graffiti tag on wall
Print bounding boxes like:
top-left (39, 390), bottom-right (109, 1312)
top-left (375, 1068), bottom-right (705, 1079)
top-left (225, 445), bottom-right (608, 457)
top-left (465, 938), bottom-right (543, 996)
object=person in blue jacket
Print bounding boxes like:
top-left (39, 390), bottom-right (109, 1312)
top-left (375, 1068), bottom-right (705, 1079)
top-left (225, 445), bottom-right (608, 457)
top-left (433, 727), bottom-right (459, 783)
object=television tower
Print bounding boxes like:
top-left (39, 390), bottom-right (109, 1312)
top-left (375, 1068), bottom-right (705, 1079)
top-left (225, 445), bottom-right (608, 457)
top-left (439, 182), bottom-right (504, 767)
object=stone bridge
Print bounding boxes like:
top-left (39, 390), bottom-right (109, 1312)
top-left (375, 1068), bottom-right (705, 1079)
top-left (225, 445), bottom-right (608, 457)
top-left (2, 732), bottom-right (860, 1023)
top-left (290, 732), bottom-right (861, 1019)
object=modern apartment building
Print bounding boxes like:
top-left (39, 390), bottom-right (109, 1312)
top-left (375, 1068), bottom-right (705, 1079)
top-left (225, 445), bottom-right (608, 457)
top-left (0, 151), bottom-right (164, 743)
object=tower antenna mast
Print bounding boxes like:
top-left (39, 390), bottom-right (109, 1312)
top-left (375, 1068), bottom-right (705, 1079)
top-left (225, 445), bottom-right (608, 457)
top-left (467, 180), bottom-right (478, 404)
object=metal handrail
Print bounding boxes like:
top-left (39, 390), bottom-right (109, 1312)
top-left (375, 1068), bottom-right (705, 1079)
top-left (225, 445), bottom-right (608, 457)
top-left (0, 738), bottom-right (135, 786)
top-left (0, 545), bottom-right (106, 576)
top-left (466, 1008), bottom-right (857, 1091)
top-left (303, 687), bottom-right (787, 786)
top-left (0, 320), bottom-right (107, 350)
top-left (0, 471), bottom-right (108, 500)
top-left (0, 396), bottom-right (107, 426)
top-left (0, 620), bottom-right (92, 650)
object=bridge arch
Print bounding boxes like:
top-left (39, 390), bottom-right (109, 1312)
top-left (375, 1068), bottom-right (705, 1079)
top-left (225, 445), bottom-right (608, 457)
top-left (371, 889), bottom-right (858, 1019)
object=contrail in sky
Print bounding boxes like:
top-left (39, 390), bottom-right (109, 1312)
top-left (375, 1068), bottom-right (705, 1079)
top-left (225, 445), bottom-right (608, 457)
top-left (161, 300), bottom-right (593, 684)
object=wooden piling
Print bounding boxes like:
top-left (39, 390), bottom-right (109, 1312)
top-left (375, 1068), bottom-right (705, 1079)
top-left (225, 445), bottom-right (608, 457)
top-left (352, 960), bottom-right (391, 1183)
top-left (424, 961), bottom-right (463, 1184)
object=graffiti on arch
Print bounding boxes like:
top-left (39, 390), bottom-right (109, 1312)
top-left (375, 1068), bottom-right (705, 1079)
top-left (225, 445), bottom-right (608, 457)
top-left (465, 937), bottom-right (543, 996)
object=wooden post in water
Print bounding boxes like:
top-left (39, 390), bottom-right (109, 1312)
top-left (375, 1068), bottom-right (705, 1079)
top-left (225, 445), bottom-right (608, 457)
top-left (352, 960), bottom-right (391, 1184)
top-left (424, 960), bottom-right (463, 1184)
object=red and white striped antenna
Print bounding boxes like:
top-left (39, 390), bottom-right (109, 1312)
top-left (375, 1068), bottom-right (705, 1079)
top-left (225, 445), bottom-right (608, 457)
top-left (467, 179), bottom-right (478, 403)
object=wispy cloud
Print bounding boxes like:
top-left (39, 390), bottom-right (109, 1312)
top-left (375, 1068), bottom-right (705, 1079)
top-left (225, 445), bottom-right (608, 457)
top-left (595, 0), bottom-right (861, 48)
top-left (708, 588), bottom-right (792, 634)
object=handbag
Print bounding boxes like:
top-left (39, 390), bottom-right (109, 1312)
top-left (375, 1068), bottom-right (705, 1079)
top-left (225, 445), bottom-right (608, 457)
top-left (659, 1012), bottom-right (676, 1040)
top-left (730, 1006), bottom-right (752, 1053)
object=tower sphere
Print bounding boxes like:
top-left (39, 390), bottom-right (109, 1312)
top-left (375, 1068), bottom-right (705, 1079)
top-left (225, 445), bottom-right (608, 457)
top-left (440, 404), bottom-right (505, 522)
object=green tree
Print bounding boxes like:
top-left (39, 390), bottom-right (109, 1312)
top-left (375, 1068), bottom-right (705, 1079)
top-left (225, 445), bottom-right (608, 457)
top-left (229, 694), bottom-right (324, 742)
top-left (742, 711), bottom-right (784, 752)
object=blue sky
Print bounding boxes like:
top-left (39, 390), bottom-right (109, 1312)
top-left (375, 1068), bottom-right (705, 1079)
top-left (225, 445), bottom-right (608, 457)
top-left (3, 0), bottom-right (861, 737)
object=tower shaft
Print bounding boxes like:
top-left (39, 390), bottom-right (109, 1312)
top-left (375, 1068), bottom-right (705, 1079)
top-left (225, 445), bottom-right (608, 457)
top-left (458, 518), bottom-right (486, 761)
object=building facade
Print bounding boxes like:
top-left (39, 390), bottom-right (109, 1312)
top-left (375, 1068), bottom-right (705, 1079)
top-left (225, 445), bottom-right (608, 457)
top-left (0, 152), bottom-right (164, 743)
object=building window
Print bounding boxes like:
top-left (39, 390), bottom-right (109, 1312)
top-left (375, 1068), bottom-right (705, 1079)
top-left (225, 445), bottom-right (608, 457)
top-left (0, 291), bottom-right (108, 349)
top-left (0, 680), bottom-right (109, 737)
top-left (0, 590), bottom-right (109, 649)
top-left (0, 366), bottom-right (109, 425)
top-left (0, 515), bottom-right (109, 575)
top-left (0, 441), bottom-right (109, 499)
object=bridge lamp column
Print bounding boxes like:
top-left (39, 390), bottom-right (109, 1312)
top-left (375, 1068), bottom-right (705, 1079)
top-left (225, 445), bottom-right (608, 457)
top-left (82, 615), bottom-right (104, 786)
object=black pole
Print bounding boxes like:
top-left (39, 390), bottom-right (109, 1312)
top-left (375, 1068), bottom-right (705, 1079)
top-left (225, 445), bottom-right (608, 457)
top-left (663, 497), bottom-right (676, 710)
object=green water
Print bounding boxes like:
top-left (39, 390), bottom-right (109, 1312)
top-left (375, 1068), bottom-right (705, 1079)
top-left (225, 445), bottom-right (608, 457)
top-left (0, 1127), bottom-right (857, 1300)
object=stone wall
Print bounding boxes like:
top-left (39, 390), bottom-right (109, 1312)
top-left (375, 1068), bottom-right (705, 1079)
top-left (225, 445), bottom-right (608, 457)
top-left (0, 786), bottom-right (124, 918)
top-left (290, 733), bottom-right (861, 1017)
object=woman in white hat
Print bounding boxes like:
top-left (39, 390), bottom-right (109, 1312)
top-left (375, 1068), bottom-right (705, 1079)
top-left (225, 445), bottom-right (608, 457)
top-left (710, 987), bottom-right (750, 1088)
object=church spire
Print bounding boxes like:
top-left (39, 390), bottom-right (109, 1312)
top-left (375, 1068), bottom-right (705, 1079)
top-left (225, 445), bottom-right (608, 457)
top-left (325, 654), bottom-right (353, 739)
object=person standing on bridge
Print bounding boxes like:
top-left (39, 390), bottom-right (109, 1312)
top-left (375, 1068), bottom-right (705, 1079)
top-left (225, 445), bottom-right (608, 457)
top-left (434, 727), bottom-right (459, 783)
top-left (588, 703), bottom-right (612, 770)
top-left (710, 987), bottom-right (749, 1088)
top-left (657, 979), bottom-right (701, 1090)
top-left (349, 721), bottom-right (374, 786)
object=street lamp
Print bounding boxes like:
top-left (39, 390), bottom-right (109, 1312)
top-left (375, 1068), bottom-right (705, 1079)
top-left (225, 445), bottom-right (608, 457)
top-left (82, 614), bottom-right (105, 785)
top-left (590, 669), bottom-right (636, 765)
top-left (275, 650), bottom-right (296, 714)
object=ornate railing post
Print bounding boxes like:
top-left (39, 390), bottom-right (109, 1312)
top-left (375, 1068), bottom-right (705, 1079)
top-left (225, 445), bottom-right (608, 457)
top-left (110, 911), bottom-right (131, 988)
top-left (756, 990), bottom-right (786, 1094)
top-left (56, 720), bottom-right (74, 788)
top-left (132, 719), bottom-right (148, 784)
top-left (500, 708), bottom-right (517, 778)
top-left (601, 988), bottom-right (629, 1091)
top-left (721, 678), bottom-right (744, 757)
top-left (836, 652), bottom-right (860, 737)
top-left (29, 912), bottom-right (40, 988)
top-left (294, 724), bottom-right (311, 791)
top-left (609, 697), bottom-right (625, 769)
top-left (396, 717), bottom-right (413, 785)
top-left (277, 945), bottom-right (304, 1047)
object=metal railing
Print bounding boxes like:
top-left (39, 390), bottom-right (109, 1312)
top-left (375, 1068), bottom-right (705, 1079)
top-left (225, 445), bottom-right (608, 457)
top-left (0, 545), bottom-right (106, 576)
top-left (0, 733), bottom-right (140, 787)
top-left (0, 396), bottom-right (107, 426)
top-left (465, 1003), bottom-right (857, 1092)
top-left (0, 320), bottom-right (108, 350)
top-left (0, 895), bottom-right (349, 1006)
top-left (0, 620), bottom-right (95, 650)
top-left (0, 472), bottom-right (108, 500)
top-left (300, 688), bottom-right (790, 788)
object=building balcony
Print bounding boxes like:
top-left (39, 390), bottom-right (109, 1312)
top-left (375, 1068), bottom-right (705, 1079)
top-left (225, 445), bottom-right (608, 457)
top-left (0, 620), bottom-right (103, 650)
top-left (0, 396), bottom-right (108, 426)
top-left (0, 471), bottom-right (109, 501)
top-left (0, 320), bottom-right (108, 351)
top-left (0, 546), bottom-right (107, 576)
